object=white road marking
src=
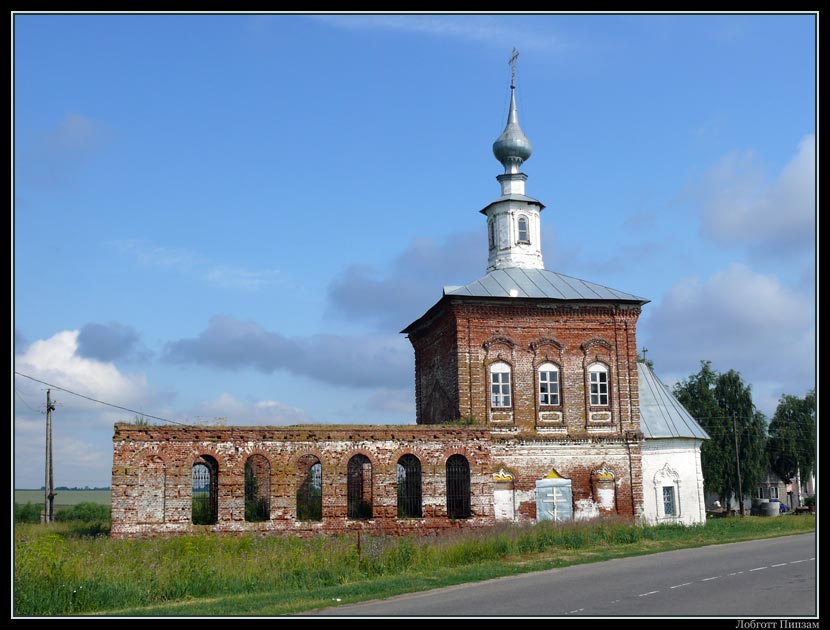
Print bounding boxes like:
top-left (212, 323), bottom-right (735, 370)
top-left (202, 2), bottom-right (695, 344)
top-left (749, 566), bottom-right (768, 572)
top-left (638, 590), bottom-right (660, 597)
top-left (772, 563), bottom-right (787, 567)
top-left (701, 576), bottom-right (721, 581)
top-left (670, 582), bottom-right (692, 589)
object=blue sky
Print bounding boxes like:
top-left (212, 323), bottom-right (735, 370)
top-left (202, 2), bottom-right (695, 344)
top-left (13, 13), bottom-right (816, 488)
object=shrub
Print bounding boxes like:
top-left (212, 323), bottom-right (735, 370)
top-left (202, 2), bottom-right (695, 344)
top-left (54, 502), bottom-right (110, 523)
top-left (15, 502), bottom-right (42, 524)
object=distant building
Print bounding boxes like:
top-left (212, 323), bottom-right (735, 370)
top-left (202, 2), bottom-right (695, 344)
top-left (111, 60), bottom-right (708, 538)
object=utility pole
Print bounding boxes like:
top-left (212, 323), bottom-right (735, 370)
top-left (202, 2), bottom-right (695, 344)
top-left (732, 414), bottom-right (744, 517)
top-left (43, 389), bottom-right (56, 523)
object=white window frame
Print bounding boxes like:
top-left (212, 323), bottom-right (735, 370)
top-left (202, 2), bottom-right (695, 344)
top-left (769, 486), bottom-right (779, 500)
top-left (538, 362), bottom-right (560, 406)
top-left (490, 362), bottom-right (512, 408)
top-left (588, 363), bottom-right (609, 406)
top-left (662, 486), bottom-right (677, 516)
top-left (517, 215), bottom-right (530, 244)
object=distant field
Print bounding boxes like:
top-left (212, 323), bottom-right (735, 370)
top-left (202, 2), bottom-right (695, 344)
top-left (15, 489), bottom-right (110, 507)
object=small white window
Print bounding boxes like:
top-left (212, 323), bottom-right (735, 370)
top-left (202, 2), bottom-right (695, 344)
top-left (517, 216), bottom-right (529, 243)
top-left (538, 362), bottom-right (560, 406)
top-left (662, 486), bottom-right (676, 516)
top-left (490, 362), bottom-right (512, 408)
top-left (588, 364), bottom-right (609, 406)
top-left (769, 486), bottom-right (779, 500)
top-left (756, 487), bottom-right (765, 499)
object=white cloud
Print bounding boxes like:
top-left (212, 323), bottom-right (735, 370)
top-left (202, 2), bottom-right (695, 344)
top-left (697, 134), bottom-right (815, 256)
top-left (113, 239), bottom-right (282, 292)
top-left (13, 330), bottom-right (156, 488)
top-left (312, 14), bottom-right (563, 51)
top-left (643, 263), bottom-right (815, 415)
top-left (15, 330), bottom-right (150, 415)
top-left (186, 392), bottom-right (315, 426)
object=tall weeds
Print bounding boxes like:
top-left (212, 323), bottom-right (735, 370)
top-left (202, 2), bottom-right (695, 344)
top-left (14, 515), bottom-right (814, 616)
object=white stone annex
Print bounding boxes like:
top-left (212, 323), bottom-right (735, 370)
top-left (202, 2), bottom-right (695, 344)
top-left (637, 363), bottom-right (709, 525)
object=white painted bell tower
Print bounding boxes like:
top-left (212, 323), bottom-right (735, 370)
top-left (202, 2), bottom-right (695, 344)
top-left (483, 49), bottom-right (545, 272)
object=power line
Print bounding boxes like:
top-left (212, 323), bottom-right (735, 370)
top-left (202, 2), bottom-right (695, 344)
top-left (13, 371), bottom-right (190, 426)
top-left (14, 389), bottom-right (44, 414)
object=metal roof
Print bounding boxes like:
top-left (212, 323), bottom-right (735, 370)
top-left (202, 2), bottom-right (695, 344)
top-left (638, 363), bottom-right (710, 440)
top-left (479, 193), bottom-right (545, 215)
top-left (443, 267), bottom-right (649, 304)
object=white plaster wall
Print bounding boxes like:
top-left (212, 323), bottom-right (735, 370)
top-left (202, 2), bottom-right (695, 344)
top-left (641, 438), bottom-right (706, 526)
top-left (486, 202), bottom-right (544, 271)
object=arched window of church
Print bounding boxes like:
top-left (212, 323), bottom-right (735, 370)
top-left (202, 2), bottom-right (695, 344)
top-left (488, 219), bottom-right (495, 249)
top-left (297, 455), bottom-right (322, 522)
top-left (538, 362), bottom-right (560, 406)
top-left (446, 454), bottom-right (471, 519)
top-left (517, 215), bottom-right (529, 243)
top-left (490, 362), bottom-right (512, 408)
top-left (588, 363), bottom-right (609, 406)
top-left (192, 455), bottom-right (218, 525)
top-left (397, 454), bottom-right (423, 518)
top-left (244, 454), bottom-right (270, 522)
top-left (347, 454), bottom-right (373, 519)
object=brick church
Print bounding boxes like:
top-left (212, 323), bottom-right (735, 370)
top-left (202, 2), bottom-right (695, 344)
top-left (111, 67), bottom-right (707, 539)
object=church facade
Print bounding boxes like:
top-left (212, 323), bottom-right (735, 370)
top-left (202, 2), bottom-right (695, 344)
top-left (111, 70), bottom-right (707, 539)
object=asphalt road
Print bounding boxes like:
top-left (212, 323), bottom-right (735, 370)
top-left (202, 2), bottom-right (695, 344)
top-left (309, 533), bottom-right (816, 617)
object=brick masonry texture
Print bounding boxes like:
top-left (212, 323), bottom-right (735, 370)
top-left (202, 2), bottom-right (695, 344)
top-left (111, 425), bottom-right (493, 539)
top-left (112, 297), bottom-right (649, 536)
top-left (406, 296), bottom-right (645, 520)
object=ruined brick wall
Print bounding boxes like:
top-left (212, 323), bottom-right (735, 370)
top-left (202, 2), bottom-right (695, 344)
top-left (409, 308), bottom-right (459, 424)
top-left (111, 425), bottom-right (493, 539)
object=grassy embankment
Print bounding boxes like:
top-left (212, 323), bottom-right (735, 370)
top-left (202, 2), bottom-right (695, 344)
top-left (14, 514), bottom-right (814, 617)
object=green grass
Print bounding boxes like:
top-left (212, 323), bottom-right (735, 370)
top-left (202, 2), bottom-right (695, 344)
top-left (15, 489), bottom-right (110, 508)
top-left (13, 515), bottom-right (815, 617)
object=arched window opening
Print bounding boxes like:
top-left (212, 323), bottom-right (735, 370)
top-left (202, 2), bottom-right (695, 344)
top-left (297, 455), bottom-right (323, 522)
top-left (244, 454), bottom-right (271, 522)
top-left (192, 455), bottom-right (218, 525)
top-left (446, 454), bottom-right (471, 519)
top-left (397, 454), bottom-right (423, 518)
top-left (538, 362), bottom-right (560, 406)
top-left (588, 363), bottom-right (609, 406)
top-left (517, 216), bottom-right (529, 243)
top-left (490, 362), bottom-right (512, 408)
top-left (347, 454), bottom-right (373, 519)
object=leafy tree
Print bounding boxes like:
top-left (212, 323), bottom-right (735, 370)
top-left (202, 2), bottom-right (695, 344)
top-left (674, 362), bottom-right (768, 508)
top-left (674, 362), bottom-right (728, 501)
top-left (767, 390), bottom-right (816, 484)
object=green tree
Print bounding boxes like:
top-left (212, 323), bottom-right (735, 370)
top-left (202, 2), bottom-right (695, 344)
top-left (674, 362), bottom-right (768, 508)
top-left (674, 361), bottom-right (728, 502)
top-left (767, 390), bottom-right (816, 484)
